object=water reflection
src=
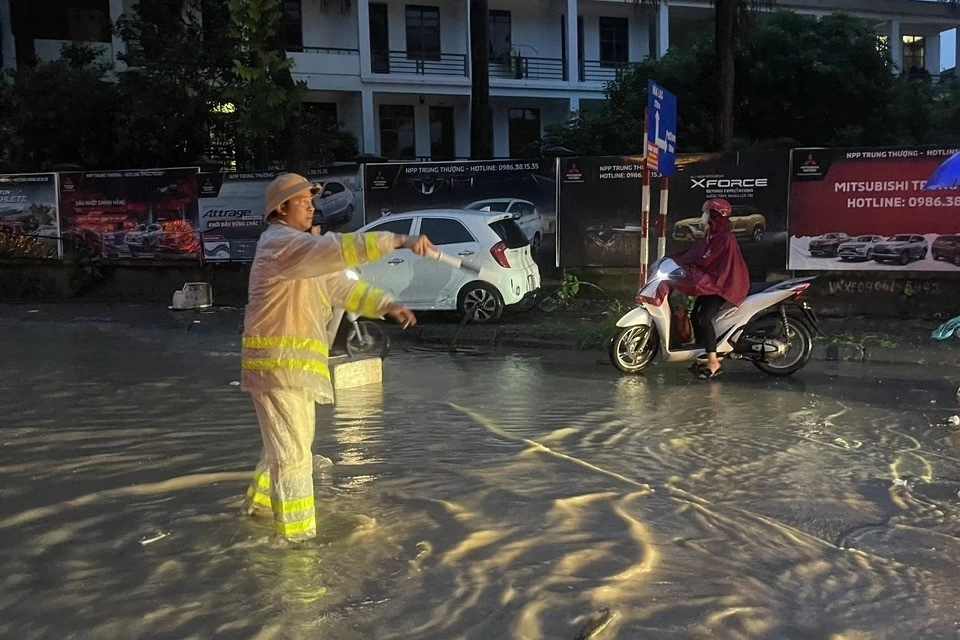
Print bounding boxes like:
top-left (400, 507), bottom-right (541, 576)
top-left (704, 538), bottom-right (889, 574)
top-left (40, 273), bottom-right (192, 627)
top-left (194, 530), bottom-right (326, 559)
top-left (2, 319), bottom-right (960, 638)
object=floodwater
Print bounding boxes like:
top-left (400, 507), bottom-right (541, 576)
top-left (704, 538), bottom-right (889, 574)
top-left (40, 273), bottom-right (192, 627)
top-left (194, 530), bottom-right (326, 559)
top-left (2, 315), bottom-right (960, 639)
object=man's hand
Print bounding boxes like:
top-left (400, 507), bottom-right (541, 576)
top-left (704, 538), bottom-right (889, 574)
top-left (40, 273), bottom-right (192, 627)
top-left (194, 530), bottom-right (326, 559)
top-left (310, 225), bottom-right (323, 236)
top-left (395, 234), bottom-right (435, 256)
top-left (385, 303), bottom-right (417, 329)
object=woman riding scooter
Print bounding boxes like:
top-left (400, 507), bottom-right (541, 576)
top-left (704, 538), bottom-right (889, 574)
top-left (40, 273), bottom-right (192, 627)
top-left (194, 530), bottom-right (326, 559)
top-left (671, 198), bottom-right (749, 379)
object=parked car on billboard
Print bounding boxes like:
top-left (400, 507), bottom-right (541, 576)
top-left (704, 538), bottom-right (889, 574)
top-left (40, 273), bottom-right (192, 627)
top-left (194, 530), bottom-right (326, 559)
top-left (837, 235), bottom-right (885, 261)
top-left (673, 205), bottom-right (767, 243)
top-left (808, 232), bottom-right (850, 257)
top-left (355, 209), bottom-right (540, 324)
top-left (465, 198), bottom-right (543, 254)
top-left (312, 180), bottom-right (355, 227)
top-left (931, 234), bottom-right (960, 266)
top-left (124, 223), bottom-right (165, 251)
top-left (872, 234), bottom-right (929, 265)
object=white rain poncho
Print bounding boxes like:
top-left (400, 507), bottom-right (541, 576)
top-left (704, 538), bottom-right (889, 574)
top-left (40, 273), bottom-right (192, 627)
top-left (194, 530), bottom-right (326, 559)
top-left (241, 223), bottom-right (396, 540)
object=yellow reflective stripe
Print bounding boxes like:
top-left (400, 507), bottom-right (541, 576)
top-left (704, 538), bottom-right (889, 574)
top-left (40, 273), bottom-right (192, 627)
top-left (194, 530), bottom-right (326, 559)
top-left (276, 496), bottom-right (315, 514)
top-left (276, 514), bottom-right (316, 536)
top-left (250, 473), bottom-right (270, 491)
top-left (342, 233), bottom-right (360, 266)
top-left (242, 336), bottom-right (329, 357)
top-left (364, 232), bottom-right (382, 262)
top-left (242, 357), bottom-right (331, 379)
top-left (360, 287), bottom-right (387, 319)
top-left (345, 281), bottom-right (370, 313)
top-left (246, 488), bottom-right (272, 507)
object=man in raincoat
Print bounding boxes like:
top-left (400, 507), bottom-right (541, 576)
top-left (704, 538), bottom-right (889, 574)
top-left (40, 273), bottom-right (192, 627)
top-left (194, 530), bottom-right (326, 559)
top-left (241, 173), bottom-right (433, 542)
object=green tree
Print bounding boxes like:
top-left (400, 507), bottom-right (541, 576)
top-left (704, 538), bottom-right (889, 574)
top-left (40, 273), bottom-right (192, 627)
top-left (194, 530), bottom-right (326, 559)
top-left (545, 12), bottom-right (958, 154)
top-left (1, 44), bottom-right (119, 172)
top-left (633, 0), bottom-right (772, 152)
top-left (114, 0), bottom-right (238, 168)
top-left (226, 0), bottom-right (306, 169)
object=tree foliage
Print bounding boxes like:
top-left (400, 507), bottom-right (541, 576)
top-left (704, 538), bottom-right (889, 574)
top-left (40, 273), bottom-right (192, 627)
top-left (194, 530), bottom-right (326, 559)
top-left (544, 11), bottom-right (960, 155)
top-left (0, 0), bottom-right (359, 173)
top-left (0, 45), bottom-right (119, 172)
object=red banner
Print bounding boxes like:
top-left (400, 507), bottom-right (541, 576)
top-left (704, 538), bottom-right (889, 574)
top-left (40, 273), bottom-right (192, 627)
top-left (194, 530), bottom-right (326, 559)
top-left (789, 147), bottom-right (960, 271)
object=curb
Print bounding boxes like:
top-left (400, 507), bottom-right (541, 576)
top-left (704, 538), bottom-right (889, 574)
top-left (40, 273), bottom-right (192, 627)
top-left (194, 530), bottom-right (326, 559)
top-left (386, 325), bottom-right (960, 368)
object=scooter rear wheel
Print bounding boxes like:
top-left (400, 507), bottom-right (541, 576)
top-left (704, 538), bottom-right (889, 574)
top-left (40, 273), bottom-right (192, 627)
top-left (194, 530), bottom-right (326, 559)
top-left (346, 321), bottom-right (390, 359)
top-left (609, 325), bottom-right (659, 374)
top-left (751, 316), bottom-right (812, 376)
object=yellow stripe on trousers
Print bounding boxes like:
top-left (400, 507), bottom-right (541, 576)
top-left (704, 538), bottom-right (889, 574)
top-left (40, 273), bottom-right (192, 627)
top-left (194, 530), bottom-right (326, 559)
top-left (242, 358), bottom-right (330, 379)
top-left (246, 487), bottom-right (272, 507)
top-left (275, 495), bottom-right (315, 514)
top-left (242, 336), bottom-right (329, 356)
top-left (276, 515), bottom-right (316, 537)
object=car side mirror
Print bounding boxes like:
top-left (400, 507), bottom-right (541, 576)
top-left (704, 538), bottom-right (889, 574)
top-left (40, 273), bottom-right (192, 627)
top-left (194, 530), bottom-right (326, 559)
top-left (512, 212), bottom-right (522, 220)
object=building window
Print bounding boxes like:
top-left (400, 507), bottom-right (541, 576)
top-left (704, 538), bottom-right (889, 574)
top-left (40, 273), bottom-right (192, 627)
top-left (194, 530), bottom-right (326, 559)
top-left (380, 105), bottom-right (416, 160)
top-left (508, 108), bottom-right (541, 158)
top-left (599, 17), bottom-right (629, 67)
top-left (303, 102), bottom-right (338, 124)
top-left (429, 106), bottom-right (455, 160)
top-left (489, 10), bottom-right (511, 62)
top-left (902, 35), bottom-right (925, 73)
top-left (406, 5), bottom-right (441, 61)
top-left (280, 0), bottom-right (303, 50)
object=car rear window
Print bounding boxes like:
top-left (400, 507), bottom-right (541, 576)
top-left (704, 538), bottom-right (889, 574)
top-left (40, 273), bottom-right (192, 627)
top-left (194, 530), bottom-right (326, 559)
top-left (488, 219), bottom-right (529, 249)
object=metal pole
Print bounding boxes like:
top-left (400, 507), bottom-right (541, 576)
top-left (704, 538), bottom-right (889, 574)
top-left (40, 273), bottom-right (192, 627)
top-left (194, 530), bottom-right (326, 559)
top-left (657, 176), bottom-right (669, 259)
top-left (640, 109), bottom-right (650, 288)
top-left (640, 165), bottom-right (651, 287)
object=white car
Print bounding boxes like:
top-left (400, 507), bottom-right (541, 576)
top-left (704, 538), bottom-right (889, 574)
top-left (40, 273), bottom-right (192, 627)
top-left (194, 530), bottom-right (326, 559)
top-left (465, 199), bottom-right (543, 255)
top-left (355, 209), bottom-right (541, 323)
top-left (312, 180), bottom-right (356, 227)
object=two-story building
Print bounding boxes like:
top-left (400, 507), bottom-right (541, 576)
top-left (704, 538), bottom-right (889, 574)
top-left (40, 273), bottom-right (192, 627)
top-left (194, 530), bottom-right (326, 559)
top-left (3, 0), bottom-right (959, 160)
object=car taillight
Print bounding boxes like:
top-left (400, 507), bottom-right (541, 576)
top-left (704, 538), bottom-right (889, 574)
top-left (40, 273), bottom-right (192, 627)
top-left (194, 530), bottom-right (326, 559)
top-left (792, 283), bottom-right (811, 300)
top-left (490, 241), bottom-right (511, 268)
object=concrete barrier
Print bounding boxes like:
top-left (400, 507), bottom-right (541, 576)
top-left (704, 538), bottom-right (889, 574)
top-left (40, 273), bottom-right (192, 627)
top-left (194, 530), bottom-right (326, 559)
top-left (330, 355), bottom-right (382, 391)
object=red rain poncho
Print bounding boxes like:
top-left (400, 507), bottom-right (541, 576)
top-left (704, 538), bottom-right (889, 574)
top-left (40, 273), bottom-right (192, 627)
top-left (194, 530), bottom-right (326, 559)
top-left (672, 216), bottom-right (750, 307)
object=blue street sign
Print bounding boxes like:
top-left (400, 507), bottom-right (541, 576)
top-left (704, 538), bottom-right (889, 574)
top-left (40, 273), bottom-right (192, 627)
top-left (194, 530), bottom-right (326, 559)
top-left (647, 79), bottom-right (677, 177)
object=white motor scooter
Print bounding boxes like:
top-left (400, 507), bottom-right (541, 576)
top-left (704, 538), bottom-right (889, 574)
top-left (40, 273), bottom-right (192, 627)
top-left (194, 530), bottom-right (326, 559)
top-left (609, 257), bottom-right (822, 376)
top-left (326, 270), bottom-right (390, 359)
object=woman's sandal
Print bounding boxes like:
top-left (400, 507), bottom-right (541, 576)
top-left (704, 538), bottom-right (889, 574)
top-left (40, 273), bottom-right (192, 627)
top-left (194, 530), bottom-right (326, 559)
top-left (698, 366), bottom-right (723, 380)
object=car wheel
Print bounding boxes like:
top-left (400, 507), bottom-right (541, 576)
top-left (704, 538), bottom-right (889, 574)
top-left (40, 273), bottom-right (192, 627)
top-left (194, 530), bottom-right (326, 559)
top-left (954, 253), bottom-right (960, 267)
top-left (345, 204), bottom-right (354, 221)
top-left (865, 249), bottom-right (873, 261)
top-left (532, 232), bottom-right (542, 255)
top-left (752, 226), bottom-right (765, 242)
top-left (458, 282), bottom-right (504, 324)
top-left (899, 251), bottom-right (910, 266)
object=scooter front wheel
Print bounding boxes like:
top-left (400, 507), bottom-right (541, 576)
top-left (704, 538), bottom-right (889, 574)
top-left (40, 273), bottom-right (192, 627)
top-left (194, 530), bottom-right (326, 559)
top-left (609, 325), bottom-right (659, 374)
top-left (346, 321), bottom-right (390, 359)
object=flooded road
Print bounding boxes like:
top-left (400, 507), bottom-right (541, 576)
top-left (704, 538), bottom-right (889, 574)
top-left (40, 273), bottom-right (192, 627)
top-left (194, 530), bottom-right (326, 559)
top-left (2, 317), bottom-right (960, 639)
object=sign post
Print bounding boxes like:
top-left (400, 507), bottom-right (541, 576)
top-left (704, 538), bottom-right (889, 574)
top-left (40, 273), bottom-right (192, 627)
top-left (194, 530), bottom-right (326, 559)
top-left (646, 79), bottom-right (678, 264)
top-left (640, 110), bottom-right (651, 287)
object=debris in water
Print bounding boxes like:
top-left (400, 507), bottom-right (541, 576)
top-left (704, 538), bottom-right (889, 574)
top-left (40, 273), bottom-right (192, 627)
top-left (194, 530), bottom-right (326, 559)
top-left (574, 608), bottom-right (613, 640)
top-left (140, 532), bottom-right (170, 546)
top-left (949, 415), bottom-right (960, 427)
top-left (27, 309), bottom-right (39, 313)
top-left (313, 454), bottom-right (334, 473)
top-left (229, 381), bottom-right (240, 386)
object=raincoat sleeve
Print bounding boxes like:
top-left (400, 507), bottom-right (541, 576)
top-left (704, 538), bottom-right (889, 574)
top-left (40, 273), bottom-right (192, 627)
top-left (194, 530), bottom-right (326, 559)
top-left (276, 231), bottom-right (397, 280)
top-left (675, 239), bottom-right (707, 268)
top-left (324, 272), bottom-right (394, 319)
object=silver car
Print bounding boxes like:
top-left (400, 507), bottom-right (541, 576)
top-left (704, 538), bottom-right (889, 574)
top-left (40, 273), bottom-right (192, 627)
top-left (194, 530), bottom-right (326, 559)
top-left (837, 235), bottom-right (885, 261)
top-left (872, 234), bottom-right (929, 265)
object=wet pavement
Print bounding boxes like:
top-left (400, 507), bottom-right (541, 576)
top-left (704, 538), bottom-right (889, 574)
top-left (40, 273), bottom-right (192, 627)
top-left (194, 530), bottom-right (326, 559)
top-left (2, 316), bottom-right (960, 639)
